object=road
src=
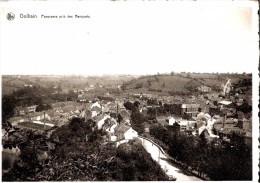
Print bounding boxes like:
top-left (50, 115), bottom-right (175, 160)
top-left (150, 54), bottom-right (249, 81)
top-left (138, 136), bottom-right (202, 181)
top-left (159, 157), bottom-right (202, 181)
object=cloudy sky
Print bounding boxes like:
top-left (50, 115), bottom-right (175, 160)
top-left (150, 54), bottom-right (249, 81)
top-left (0, 1), bottom-right (258, 75)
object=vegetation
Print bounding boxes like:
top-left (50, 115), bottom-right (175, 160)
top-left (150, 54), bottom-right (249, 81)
top-left (122, 73), bottom-right (251, 95)
top-left (2, 95), bottom-right (16, 128)
top-left (3, 117), bottom-right (168, 181)
top-left (36, 104), bottom-right (53, 112)
top-left (124, 101), bottom-right (145, 134)
top-left (149, 123), bottom-right (252, 180)
top-left (115, 141), bottom-right (168, 181)
top-left (1, 86), bottom-right (78, 128)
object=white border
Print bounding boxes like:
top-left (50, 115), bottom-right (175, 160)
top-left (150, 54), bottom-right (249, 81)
top-left (0, 1), bottom-right (259, 182)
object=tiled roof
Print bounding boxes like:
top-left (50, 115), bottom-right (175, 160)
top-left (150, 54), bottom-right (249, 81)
top-left (91, 106), bottom-right (102, 112)
top-left (119, 109), bottom-right (131, 118)
top-left (114, 124), bottom-right (131, 134)
top-left (181, 104), bottom-right (200, 108)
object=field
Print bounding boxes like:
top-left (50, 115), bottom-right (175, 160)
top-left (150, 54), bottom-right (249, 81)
top-left (123, 73), bottom-right (251, 95)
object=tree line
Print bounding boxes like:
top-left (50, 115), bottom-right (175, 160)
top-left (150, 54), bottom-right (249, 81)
top-left (149, 123), bottom-right (252, 180)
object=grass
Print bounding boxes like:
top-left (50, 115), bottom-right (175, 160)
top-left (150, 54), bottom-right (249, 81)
top-left (124, 73), bottom-right (251, 95)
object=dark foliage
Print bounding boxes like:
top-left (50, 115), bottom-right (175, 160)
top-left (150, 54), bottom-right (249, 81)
top-left (2, 95), bottom-right (16, 128)
top-left (124, 101), bottom-right (134, 111)
top-left (36, 104), bottom-right (53, 112)
top-left (149, 124), bottom-right (252, 180)
top-left (130, 112), bottom-right (145, 134)
top-left (3, 117), bottom-right (169, 181)
top-left (115, 142), bottom-right (168, 181)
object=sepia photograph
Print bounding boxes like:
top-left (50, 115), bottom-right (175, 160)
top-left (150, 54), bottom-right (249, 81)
top-left (0, 1), bottom-right (258, 182)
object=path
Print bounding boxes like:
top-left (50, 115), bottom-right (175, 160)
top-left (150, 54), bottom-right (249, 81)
top-left (138, 136), bottom-right (202, 181)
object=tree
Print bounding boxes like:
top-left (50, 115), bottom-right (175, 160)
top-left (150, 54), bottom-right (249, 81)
top-left (2, 95), bottom-right (16, 128)
top-left (162, 82), bottom-right (165, 88)
top-left (131, 111), bottom-right (145, 134)
top-left (147, 108), bottom-right (156, 120)
top-left (115, 141), bottom-right (168, 181)
top-left (133, 101), bottom-right (140, 108)
top-left (124, 101), bottom-right (134, 111)
top-left (36, 104), bottom-right (53, 112)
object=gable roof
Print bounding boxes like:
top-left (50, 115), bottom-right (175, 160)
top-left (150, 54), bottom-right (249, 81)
top-left (114, 124), bottom-right (131, 134)
top-left (91, 106), bottom-right (102, 112)
top-left (181, 104), bottom-right (200, 109)
top-left (119, 109), bottom-right (131, 118)
top-left (218, 100), bottom-right (232, 106)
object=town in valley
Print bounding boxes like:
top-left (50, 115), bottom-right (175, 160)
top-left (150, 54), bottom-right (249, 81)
top-left (2, 72), bottom-right (252, 181)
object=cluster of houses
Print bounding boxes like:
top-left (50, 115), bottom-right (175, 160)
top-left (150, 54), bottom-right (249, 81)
top-left (161, 98), bottom-right (252, 147)
top-left (85, 100), bottom-right (138, 142)
top-left (8, 77), bottom-right (252, 148)
top-left (9, 99), bottom-right (139, 143)
top-left (124, 81), bottom-right (251, 148)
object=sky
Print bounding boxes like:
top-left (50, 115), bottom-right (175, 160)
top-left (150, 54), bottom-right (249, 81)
top-left (0, 1), bottom-right (258, 75)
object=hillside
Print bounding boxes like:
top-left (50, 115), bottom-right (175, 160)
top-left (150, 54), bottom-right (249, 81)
top-left (3, 118), bottom-right (168, 181)
top-left (122, 73), bottom-right (251, 95)
top-left (2, 75), bottom-right (135, 96)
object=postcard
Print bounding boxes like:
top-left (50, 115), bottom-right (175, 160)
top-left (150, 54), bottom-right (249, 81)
top-left (0, 1), bottom-right (259, 182)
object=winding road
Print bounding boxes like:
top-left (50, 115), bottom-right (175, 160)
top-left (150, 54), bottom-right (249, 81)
top-left (138, 136), bottom-right (202, 181)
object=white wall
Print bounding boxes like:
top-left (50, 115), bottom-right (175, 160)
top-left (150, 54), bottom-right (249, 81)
top-left (124, 128), bottom-right (138, 140)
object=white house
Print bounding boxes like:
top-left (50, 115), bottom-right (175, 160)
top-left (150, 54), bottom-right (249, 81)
top-left (91, 111), bottom-right (98, 118)
top-left (105, 118), bottom-right (118, 134)
top-left (115, 124), bottom-right (138, 141)
top-left (124, 128), bottom-right (138, 140)
top-left (91, 102), bottom-right (101, 109)
top-left (168, 117), bottom-right (175, 126)
top-left (97, 115), bottom-right (110, 130)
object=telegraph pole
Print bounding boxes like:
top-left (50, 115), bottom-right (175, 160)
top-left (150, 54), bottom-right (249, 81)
top-left (158, 148), bottom-right (160, 164)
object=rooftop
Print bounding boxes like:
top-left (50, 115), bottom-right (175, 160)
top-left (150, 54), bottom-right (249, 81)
top-left (114, 123), bottom-right (131, 134)
top-left (181, 104), bottom-right (200, 108)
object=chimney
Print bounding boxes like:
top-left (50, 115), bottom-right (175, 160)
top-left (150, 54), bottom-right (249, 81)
top-left (223, 114), bottom-right (226, 128)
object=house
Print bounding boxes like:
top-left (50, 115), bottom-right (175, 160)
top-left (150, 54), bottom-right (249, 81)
top-left (91, 101), bottom-right (102, 109)
top-left (101, 106), bottom-right (110, 113)
top-left (104, 118), bottom-right (117, 134)
top-left (181, 104), bottom-right (200, 118)
top-left (27, 112), bottom-right (51, 121)
top-left (91, 105), bottom-right (102, 113)
top-left (218, 100), bottom-right (233, 107)
top-left (97, 115), bottom-right (111, 130)
top-left (14, 107), bottom-right (26, 116)
top-left (9, 116), bottom-right (25, 126)
top-left (168, 117), bottom-right (176, 126)
top-left (171, 120), bottom-right (197, 136)
top-left (78, 94), bottom-right (88, 102)
top-left (237, 117), bottom-right (251, 131)
top-left (27, 105), bottom-right (37, 113)
top-left (209, 105), bottom-right (220, 116)
top-left (114, 124), bottom-right (138, 141)
top-left (119, 109), bottom-right (131, 119)
top-left (14, 105), bottom-right (37, 116)
top-left (214, 123), bottom-right (244, 143)
top-left (101, 118), bottom-right (118, 141)
top-left (84, 109), bottom-right (92, 121)
top-left (197, 85), bottom-right (212, 92)
top-left (47, 110), bottom-right (61, 120)
top-left (16, 121), bottom-right (53, 131)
